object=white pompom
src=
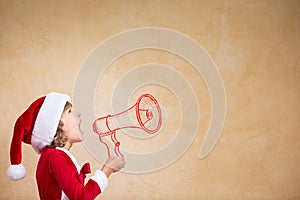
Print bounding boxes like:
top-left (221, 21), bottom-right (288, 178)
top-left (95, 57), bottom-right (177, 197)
top-left (7, 164), bottom-right (26, 181)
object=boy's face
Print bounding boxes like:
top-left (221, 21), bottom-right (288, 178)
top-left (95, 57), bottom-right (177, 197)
top-left (60, 106), bottom-right (84, 143)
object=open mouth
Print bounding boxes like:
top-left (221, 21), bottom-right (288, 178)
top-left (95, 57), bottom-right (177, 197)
top-left (78, 120), bottom-right (84, 135)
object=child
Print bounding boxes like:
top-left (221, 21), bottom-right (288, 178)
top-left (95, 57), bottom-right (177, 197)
top-left (7, 92), bottom-right (125, 199)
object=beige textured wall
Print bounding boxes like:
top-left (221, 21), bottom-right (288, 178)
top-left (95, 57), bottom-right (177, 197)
top-left (1, 0), bottom-right (299, 199)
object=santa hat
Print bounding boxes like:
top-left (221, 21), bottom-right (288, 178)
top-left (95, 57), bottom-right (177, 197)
top-left (7, 92), bottom-right (71, 181)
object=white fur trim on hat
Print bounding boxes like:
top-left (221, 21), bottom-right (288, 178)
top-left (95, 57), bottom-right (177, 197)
top-left (7, 164), bottom-right (26, 181)
top-left (31, 92), bottom-right (71, 154)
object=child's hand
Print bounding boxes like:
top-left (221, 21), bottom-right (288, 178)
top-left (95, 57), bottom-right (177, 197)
top-left (105, 156), bottom-right (125, 172)
top-left (101, 157), bottom-right (125, 177)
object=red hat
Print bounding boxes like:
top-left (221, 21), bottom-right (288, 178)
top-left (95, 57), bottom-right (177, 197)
top-left (7, 92), bottom-right (71, 181)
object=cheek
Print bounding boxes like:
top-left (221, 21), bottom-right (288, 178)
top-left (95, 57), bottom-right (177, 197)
top-left (61, 117), bottom-right (82, 141)
top-left (71, 119), bottom-right (81, 138)
top-left (61, 118), bottom-right (74, 134)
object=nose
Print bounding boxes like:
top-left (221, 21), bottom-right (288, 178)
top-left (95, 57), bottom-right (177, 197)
top-left (75, 111), bottom-right (81, 118)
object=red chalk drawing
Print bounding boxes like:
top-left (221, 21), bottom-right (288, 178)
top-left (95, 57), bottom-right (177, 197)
top-left (92, 94), bottom-right (162, 157)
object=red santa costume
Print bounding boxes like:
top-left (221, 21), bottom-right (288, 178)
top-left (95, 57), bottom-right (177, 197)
top-left (7, 92), bottom-right (108, 200)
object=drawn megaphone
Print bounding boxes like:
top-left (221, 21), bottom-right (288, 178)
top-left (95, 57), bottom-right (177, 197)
top-left (92, 94), bottom-right (162, 157)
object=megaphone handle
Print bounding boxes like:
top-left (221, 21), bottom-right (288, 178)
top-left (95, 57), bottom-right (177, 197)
top-left (97, 131), bottom-right (124, 158)
top-left (111, 131), bottom-right (124, 157)
top-left (98, 134), bottom-right (111, 158)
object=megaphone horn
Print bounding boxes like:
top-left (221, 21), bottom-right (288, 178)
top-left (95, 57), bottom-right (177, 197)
top-left (92, 94), bottom-right (162, 157)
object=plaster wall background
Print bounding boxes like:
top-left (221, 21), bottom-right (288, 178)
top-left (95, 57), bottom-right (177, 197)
top-left (0, 0), bottom-right (299, 199)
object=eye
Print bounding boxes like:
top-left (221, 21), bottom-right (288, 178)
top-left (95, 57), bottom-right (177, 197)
top-left (68, 108), bottom-right (72, 113)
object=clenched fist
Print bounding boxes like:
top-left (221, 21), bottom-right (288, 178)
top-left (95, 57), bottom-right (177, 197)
top-left (101, 157), bottom-right (125, 177)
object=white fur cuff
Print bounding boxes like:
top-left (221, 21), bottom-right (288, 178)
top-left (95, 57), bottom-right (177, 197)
top-left (91, 170), bottom-right (108, 193)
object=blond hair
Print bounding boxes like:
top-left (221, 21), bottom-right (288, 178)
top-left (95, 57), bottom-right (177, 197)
top-left (47, 102), bottom-right (72, 148)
